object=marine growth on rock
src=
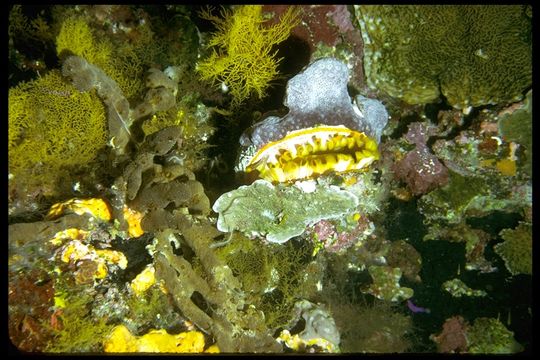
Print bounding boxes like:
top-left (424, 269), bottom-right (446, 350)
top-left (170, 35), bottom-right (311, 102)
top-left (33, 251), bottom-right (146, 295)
top-left (236, 57), bottom-right (388, 183)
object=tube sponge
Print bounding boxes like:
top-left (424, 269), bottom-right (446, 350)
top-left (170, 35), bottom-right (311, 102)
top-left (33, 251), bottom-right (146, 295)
top-left (62, 56), bottom-right (132, 155)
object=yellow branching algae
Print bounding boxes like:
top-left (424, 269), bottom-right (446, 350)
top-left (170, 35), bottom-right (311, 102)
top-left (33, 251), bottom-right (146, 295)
top-left (56, 16), bottom-right (113, 69)
top-left (197, 5), bottom-right (300, 106)
top-left (8, 70), bottom-right (107, 198)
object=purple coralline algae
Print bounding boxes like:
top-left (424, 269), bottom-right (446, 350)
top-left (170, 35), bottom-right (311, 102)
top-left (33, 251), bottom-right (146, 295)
top-left (307, 214), bottom-right (375, 254)
top-left (392, 122), bottom-right (449, 195)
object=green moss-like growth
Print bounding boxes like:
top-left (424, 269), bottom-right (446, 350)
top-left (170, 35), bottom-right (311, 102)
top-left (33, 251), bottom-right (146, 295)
top-left (494, 222), bottom-right (532, 275)
top-left (197, 5), bottom-right (300, 107)
top-left (8, 70), bottom-right (107, 200)
top-left (355, 5), bottom-right (532, 110)
top-left (45, 288), bottom-right (113, 353)
top-left (216, 234), bottom-right (321, 331)
top-left (330, 301), bottom-right (413, 353)
top-left (124, 286), bottom-right (171, 332)
top-left (215, 233), bottom-right (274, 295)
top-left (467, 317), bottom-right (523, 353)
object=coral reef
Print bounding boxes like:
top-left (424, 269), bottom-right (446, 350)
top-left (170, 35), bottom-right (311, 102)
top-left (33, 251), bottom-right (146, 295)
top-left (262, 5), bottom-right (366, 89)
top-left (153, 225), bottom-right (281, 352)
top-left (294, 301), bottom-right (340, 349)
top-left (306, 213), bottom-right (375, 254)
top-left (8, 269), bottom-right (55, 352)
top-left (45, 289), bottom-right (114, 353)
top-left (329, 300), bottom-right (413, 353)
top-left (498, 90), bottom-right (532, 176)
top-left (212, 179), bottom-right (359, 243)
top-left (215, 234), bottom-right (324, 331)
top-left (415, 102), bottom-right (532, 273)
top-left (106, 125), bottom-right (211, 235)
top-left (197, 5), bottom-right (300, 106)
top-left (392, 122), bottom-right (449, 196)
top-left (364, 265), bottom-right (413, 302)
top-left (419, 169), bottom-right (530, 226)
top-left (424, 223), bottom-right (495, 273)
top-left (494, 222), bottom-right (532, 276)
top-left (442, 278), bottom-right (487, 298)
top-left (386, 240), bottom-right (422, 282)
top-left (277, 300), bottom-right (340, 353)
top-left (430, 316), bottom-right (468, 353)
top-left (62, 56), bottom-right (179, 155)
top-left (56, 16), bottom-right (113, 69)
top-left (432, 316), bottom-right (523, 353)
top-left (55, 12), bottom-right (152, 102)
top-left (7, 5), bottom-right (532, 355)
top-left (355, 5), bottom-right (532, 111)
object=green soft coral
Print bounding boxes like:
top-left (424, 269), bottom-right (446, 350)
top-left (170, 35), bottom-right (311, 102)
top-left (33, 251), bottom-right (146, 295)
top-left (355, 5), bottom-right (532, 110)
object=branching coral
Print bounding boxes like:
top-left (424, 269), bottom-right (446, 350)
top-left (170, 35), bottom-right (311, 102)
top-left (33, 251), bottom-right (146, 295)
top-left (197, 5), bottom-right (300, 106)
top-left (56, 15), bottom-right (113, 69)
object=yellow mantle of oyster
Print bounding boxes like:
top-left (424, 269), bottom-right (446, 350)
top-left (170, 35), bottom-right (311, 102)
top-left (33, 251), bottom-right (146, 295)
top-left (246, 126), bottom-right (379, 182)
